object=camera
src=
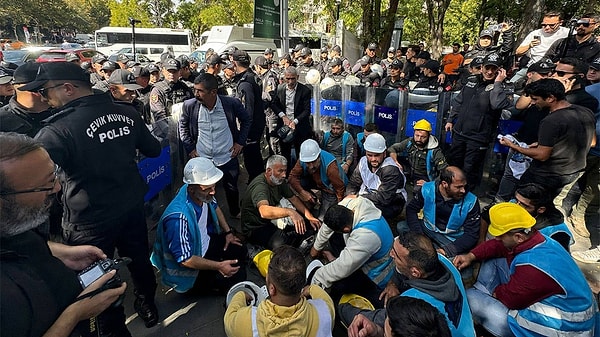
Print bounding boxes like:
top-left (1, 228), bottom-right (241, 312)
top-left (488, 24), bottom-right (502, 32)
top-left (78, 258), bottom-right (130, 288)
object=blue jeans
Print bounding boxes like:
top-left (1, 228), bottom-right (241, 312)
top-left (467, 258), bottom-right (514, 337)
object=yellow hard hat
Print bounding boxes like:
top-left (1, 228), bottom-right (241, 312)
top-left (413, 119), bottom-right (432, 132)
top-left (252, 250), bottom-right (273, 278)
top-left (488, 202), bottom-right (536, 237)
top-left (339, 294), bottom-right (375, 310)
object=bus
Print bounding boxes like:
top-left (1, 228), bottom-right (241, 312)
top-left (94, 27), bottom-right (194, 61)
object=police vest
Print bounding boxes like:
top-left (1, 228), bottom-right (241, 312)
top-left (250, 298), bottom-right (333, 337)
top-left (300, 150), bottom-right (348, 190)
top-left (507, 237), bottom-right (596, 336)
top-left (322, 131), bottom-right (350, 164)
top-left (421, 181), bottom-right (477, 240)
top-left (351, 215), bottom-right (395, 288)
top-left (150, 184), bottom-right (220, 293)
top-left (401, 254), bottom-right (476, 337)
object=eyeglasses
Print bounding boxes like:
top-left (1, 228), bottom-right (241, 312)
top-left (577, 21), bottom-right (596, 27)
top-left (37, 83), bottom-right (78, 98)
top-left (541, 23), bottom-right (559, 27)
top-left (285, 77), bottom-right (297, 80)
top-left (551, 70), bottom-right (577, 76)
top-left (0, 164), bottom-right (59, 195)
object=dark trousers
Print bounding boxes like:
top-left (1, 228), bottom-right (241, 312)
top-left (447, 134), bottom-right (488, 189)
top-left (243, 141), bottom-right (265, 183)
top-left (218, 158), bottom-right (240, 216)
top-left (189, 233), bottom-right (247, 294)
top-left (62, 203), bottom-right (155, 337)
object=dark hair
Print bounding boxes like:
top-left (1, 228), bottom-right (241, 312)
top-left (439, 166), bottom-right (464, 185)
top-left (557, 57), bottom-right (588, 75)
top-left (364, 122), bottom-right (379, 133)
top-left (581, 13), bottom-right (600, 22)
top-left (193, 72), bottom-right (218, 90)
top-left (408, 45), bottom-right (421, 54)
top-left (0, 133), bottom-right (43, 193)
top-left (452, 42), bottom-right (461, 47)
top-left (387, 296), bottom-right (452, 337)
top-left (396, 232), bottom-right (439, 275)
top-left (323, 205), bottom-right (353, 231)
top-left (267, 245), bottom-right (307, 296)
top-left (332, 118), bottom-right (344, 126)
top-left (515, 183), bottom-right (552, 209)
top-left (543, 11), bottom-right (563, 20)
top-left (523, 78), bottom-right (566, 100)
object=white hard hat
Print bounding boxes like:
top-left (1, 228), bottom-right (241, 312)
top-left (299, 139), bottom-right (321, 162)
top-left (370, 64), bottom-right (384, 78)
top-left (305, 69), bottom-right (321, 85)
top-left (183, 157), bottom-right (223, 185)
top-left (363, 133), bottom-right (386, 153)
top-left (320, 77), bottom-right (336, 91)
top-left (306, 260), bottom-right (323, 284)
top-left (225, 281), bottom-right (268, 307)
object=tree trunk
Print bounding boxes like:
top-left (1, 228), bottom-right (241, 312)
top-left (426, 0), bottom-right (452, 59)
top-left (379, 0), bottom-right (400, 51)
top-left (516, 0), bottom-right (545, 45)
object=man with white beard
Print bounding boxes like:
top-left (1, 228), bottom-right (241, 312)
top-left (241, 155), bottom-right (321, 250)
top-left (0, 132), bottom-right (127, 337)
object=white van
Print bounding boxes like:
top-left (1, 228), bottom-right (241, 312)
top-left (189, 26), bottom-right (277, 63)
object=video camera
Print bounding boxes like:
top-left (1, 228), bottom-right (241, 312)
top-left (78, 257), bottom-right (130, 288)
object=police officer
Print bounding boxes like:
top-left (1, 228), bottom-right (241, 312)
top-left (92, 60), bottom-right (119, 92)
top-left (131, 66), bottom-right (154, 124)
top-left (205, 54), bottom-right (227, 96)
top-left (221, 60), bottom-right (238, 96)
top-left (296, 47), bottom-right (321, 85)
top-left (326, 57), bottom-right (349, 84)
top-left (177, 55), bottom-right (195, 86)
top-left (255, 55), bottom-right (281, 155)
top-left (149, 58), bottom-right (194, 123)
top-left (90, 55), bottom-right (107, 87)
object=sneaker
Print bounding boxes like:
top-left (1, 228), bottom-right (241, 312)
top-left (134, 294), bottom-right (159, 328)
top-left (567, 216), bottom-right (590, 238)
top-left (572, 247), bottom-right (600, 264)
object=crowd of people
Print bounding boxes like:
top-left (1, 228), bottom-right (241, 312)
top-left (0, 10), bottom-right (599, 337)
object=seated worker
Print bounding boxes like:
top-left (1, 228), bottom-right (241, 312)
top-left (241, 155), bottom-right (321, 250)
top-left (347, 133), bottom-right (406, 224)
top-left (321, 118), bottom-right (355, 174)
top-left (402, 166), bottom-right (480, 259)
top-left (289, 139), bottom-right (347, 220)
top-left (356, 123), bottom-right (380, 158)
top-left (341, 232), bottom-right (476, 337)
top-left (453, 203), bottom-right (597, 337)
top-left (151, 158), bottom-right (247, 294)
top-left (309, 197), bottom-right (395, 307)
top-left (388, 119), bottom-right (448, 190)
top-left (481, 183), bottom-right (573, 251)
top-left (224, 246), bottom-right (335, 337)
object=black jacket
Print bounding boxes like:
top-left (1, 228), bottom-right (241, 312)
top-left (236, 70), bottom-right (265, 141)
top-left (272, 82), bottom-right (313, 140)
top-left (0, 97), bottom-right (54, 137)
top-left (545, 35), bottom-right (600, 64)
top-left (35, 93), bottom-right (161, 224)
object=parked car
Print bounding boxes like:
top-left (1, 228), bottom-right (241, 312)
top-left (108, 53), bottom-right (153, 65)
top-left (36, 49), bottom-right (106, 63)
top-left (2, 48), bottom-right (50, 66)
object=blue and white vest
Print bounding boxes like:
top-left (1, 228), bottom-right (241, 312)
top-left (354, 217), bottom-right (395, 288)
top-left (421, 181), bottom-right (477, 241)
top-left (300, 150), bottom-right (348, 188)
top-left (507, 237), bottom-right (597, 337)
top-left (150, 184), bottom-right (220, 293)
top-left (401, 254), bottom-right (476, 337)
top-left (539, 222), bottom-right (574, 247)
top-left (322, 130), bottom-right (350, 164)
top-left (357, 156), bottom-right (406, 199)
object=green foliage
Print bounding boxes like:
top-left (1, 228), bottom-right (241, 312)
top-left (108, 0), bottom-right (154, 27)
top-left (443, 0), bottom-right (479, 46)
top-left (173, 0), bottom-right (253, 36)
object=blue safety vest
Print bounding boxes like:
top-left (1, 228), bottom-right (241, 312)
top-left (403, 139), bottom-right (437, 181)
top-left (322, 131), bottom-right (350, 164)
top-left (402, 254), bottom-right (476, 337)
top-left (507, 237), bottom-right (597, 337)
top-left (353, 217), bottom-right (395, 288)
top-left (421, 181), bottom-right (478, 241)
top-left (150, 184), bottom-right (220, 293)
top-left (539, 222), bottom-right (574, 246)
top-left (300, 150), bottom-right (348, 187)
top-left (357, 132), bottom-right (365, 156)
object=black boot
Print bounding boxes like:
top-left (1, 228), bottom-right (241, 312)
top-left (133, 291), bottom-right (159, 328)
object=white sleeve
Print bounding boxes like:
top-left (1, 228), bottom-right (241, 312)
top-left (518, 30), bottom-right (537, 47)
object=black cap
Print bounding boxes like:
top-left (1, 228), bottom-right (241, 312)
top-left (367, 42), bottom-right (377, 50)
top-left (101, 61), bottom-right (119, 71)
top-left (232, 50), bottom-right (250, 63)
top-left (92, 54), bottom-right (107, 64)
top-left (65, 52), bottom-right (80, 62)
top-left (126, 60), bottom-right (140, 68)
top-left (416, 51), bottom-right (431, 60)
top-left (483, 52), bottom-right (502, 67)
top-left (300, 47), bottom-right (312, 57)
top-left (13, 62), bottom-right (42, 84)
top-left (329, 57), bottom-right (342, 67)
top-left (590, 57), bottom-right (600, 70)
top-left (0, 70), bottom-right (11, 85)
top-left (18, 62), bottom-right (90, 92)
top-left (420, 59), bottom-right (441, 73)
top-left (207, 54), bottom-right (226, 66)
top-left (117, 54), bottom-right (131, 63)
top-left (132, 65), bottom-right (150, 78)
top-left (264, 48), bottom-right (274, 55)
top-left (108, 69), bottom-right (143, 90)
top-left (227, 46), bottom-right (238, 55)
top-left (223, 60), bottom-right (235, 69)
top-left (470, 56), bottom-right (485, 68)
top-left (176, 55), bottom-right (190, 68)
top-left (293, 44), bottom-right (304, 52)
top-left (388, 47), bottom-right (396, 53)
top-left (480, 29), bottom-right (494, 38)
top-left (320, 46), bottom-right (328, 54)
top-left (146, 64), bottom-right (160, 73)
top-left (80, 61), bottom-right (91, 71)
top-left (528, 58), bottom-right (555, 74)
top-left (255, 55), bottom-right (269, 67)
top-left (163, 58), bottom-right (181, 70)
top-left (390, 59), bottom-right (403, 68)
top-left (332, 45), bottom-right (341, 53)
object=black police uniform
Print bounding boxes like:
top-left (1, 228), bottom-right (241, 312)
top-left (0, 96), bottom-right (54, 137)
top-left (296, 59), bottom-right (321, 85)
top-left (149, 79), bottom-right (194, 121)
top-left (35, 93), bottom-right (161, 326)
top-left (258, 69), bottom-right (281, 155)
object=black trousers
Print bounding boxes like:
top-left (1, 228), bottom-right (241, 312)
top-left (447, 134), bottom-right (488, 189)
top-left (243, 141), bottom-right (265, 183)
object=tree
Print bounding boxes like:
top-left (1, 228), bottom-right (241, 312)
top-left (146, 0), bottom-right (176, 28)
top-left (424, 0), bottom-right (452, 59)
top-left (108, 0), bottom-right (153, 27)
